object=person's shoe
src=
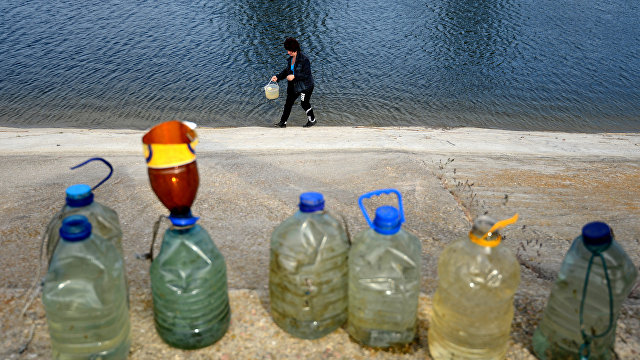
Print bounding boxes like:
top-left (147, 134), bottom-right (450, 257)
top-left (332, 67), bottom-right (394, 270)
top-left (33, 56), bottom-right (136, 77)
top-left (274, 122), bottom-right (286, 128)
top-left (303, 119), bottom-right (316, 128)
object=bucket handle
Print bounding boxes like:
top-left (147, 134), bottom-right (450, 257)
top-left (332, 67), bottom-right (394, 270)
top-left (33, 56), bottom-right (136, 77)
top-left (265, 79), bottom-right (277, 88)
top-left (70, 157), bottom-right (113, 190)
top-left (358, 188), bottom-right (405, 229)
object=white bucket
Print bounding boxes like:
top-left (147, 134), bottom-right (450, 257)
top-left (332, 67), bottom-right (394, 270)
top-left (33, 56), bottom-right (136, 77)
top-left (264, 81), bottom-right (279, 100)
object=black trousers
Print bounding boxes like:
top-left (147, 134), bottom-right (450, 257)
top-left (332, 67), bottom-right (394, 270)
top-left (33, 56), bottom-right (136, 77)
top-left (280, 85), bottom-right (314, 124)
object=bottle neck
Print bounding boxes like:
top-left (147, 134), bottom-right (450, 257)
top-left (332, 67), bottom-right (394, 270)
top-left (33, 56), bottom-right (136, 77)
top-left (61, 235), bottom-right (91, 243)
top-left (170, 224), bottom-right (197, 232)
top-left (301, 208), bottom-right (323, 212)
top-left (369, 227), bottom-right (400, 238)
top-left (66, 195), bottom-right (94, 207)
top-left (468, 228), bottom-right (501, 248)
top-left (581, 236), bottom-right (612, 254)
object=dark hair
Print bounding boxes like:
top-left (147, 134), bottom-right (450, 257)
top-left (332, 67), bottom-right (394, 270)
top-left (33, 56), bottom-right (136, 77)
top-left (284, 37), bottom-right (301, 52)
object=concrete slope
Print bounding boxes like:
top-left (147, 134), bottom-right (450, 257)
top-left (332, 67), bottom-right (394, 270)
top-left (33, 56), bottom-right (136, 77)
top-left (1, 126), bottom-right (639, 359)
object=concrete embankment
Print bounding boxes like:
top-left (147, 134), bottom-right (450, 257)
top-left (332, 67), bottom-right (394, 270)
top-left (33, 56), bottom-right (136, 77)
top-left (1, 126), bottom-right (639, 359)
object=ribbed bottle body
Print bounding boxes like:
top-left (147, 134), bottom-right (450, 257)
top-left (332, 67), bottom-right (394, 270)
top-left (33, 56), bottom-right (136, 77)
top-left (347, 228), bottom-right (421, 347)
top-left (428, 238), bottom-right (520, 360)
top-left (269, 211), bottom-right (349, 339)
top-left (150, 224), bottom-right (230, 349)
top-left (47, 201), bottom-right (123, 262)
top-left (532, 238), bottom-right (638, 360)
top-left (43, 234), bottom-right (130, 359)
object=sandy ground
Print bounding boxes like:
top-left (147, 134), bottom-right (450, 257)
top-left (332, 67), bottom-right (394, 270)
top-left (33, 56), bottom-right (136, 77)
top-left (1, 126), bottom-right (639, 359)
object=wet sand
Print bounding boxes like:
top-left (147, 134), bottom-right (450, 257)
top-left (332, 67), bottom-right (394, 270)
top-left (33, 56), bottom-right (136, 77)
top-left (1, 126), bottom-right (639, 359)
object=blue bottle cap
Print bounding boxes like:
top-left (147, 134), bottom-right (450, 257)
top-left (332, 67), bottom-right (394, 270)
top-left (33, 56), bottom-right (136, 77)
top-left (65, 184), bottom-right (94, 207)
top-left (373, 206), bottom-right (401, 235)
top-left (582, 221), bottom-right (613, 250)
top-left (169, 215), bottom-right (199, 227)
top-left (299, 192), bottom-right (325, 213)
top-left (59, 215), bottom-right (92, 242)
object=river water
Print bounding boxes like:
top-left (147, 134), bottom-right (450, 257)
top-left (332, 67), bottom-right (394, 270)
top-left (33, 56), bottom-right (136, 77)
top-left (1, 0), bottom-right (638, 132)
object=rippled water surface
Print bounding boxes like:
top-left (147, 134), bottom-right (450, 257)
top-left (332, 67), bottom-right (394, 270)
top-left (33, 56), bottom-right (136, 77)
top-left (1, 0), bottom-right (639, 131)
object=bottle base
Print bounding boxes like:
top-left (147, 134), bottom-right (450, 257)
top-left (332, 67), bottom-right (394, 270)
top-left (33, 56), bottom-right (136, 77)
top-left (531, 327), bottom-right (613, 360)
top-left (272, 314), bottom-right (346, 340)
top-left (347, 324), bottom-right (415, 348)
top-left (155, 316), bottom-right (230, 350)
top-left (428, 330), bottom-right (507, 360)
top-left (52, 339), bottom-right (130, 360)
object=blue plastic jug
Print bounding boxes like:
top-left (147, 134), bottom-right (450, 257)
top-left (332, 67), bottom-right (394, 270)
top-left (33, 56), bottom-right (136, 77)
top-left (347, 189), bottom-right (422, 347)
top-left (45, 158), bottom-right (123, 264)
top-left (532, 222), bottom-right (638, 360)
top-left (43, 215), bottom-right (131, 359)
top-left (269, 192), bottom-right (350, 339)
top-left (150, 215), bottom-right (231, 349)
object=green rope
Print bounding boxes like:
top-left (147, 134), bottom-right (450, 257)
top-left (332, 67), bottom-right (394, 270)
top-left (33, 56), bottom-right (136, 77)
top-left (578, 252), bottom-right (614, 360)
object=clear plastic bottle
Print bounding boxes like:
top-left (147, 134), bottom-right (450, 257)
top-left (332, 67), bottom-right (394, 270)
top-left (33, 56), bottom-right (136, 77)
top-left (150, 216), bottom-right (231, 349)
top-left (46, 183), bottom-right (124, 264)
top-left (43, 215), bottom-right (131, 359)
top-left (429, 215), bottom-right (521, 360)
top-left (347, 189), bottom-right (422, 347)
top-left (532, 222), bottom-right (638, 360)
top-left (269, 192), bottom-right (350, 339)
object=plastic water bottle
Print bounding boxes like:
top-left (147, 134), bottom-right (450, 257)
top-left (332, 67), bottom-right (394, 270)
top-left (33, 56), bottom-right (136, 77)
top-left (347, 189), bottom-right (422, 347)
top-left (150, 216), bottom-right (231, 349)
top-left (428, 214), bottom-right (520, 360)
top-left (46, 183), bottom-right (124, 263)
top-left (532, 222), bottom-right (638, 360)
top-left (43, 215), bottom-right (131, 359)
top-left (142, 120), bottom-right (199, 218)
top-left (269, 192), bottom-right (350, 339)
top-left (45, 158), bottom-right (123, 265)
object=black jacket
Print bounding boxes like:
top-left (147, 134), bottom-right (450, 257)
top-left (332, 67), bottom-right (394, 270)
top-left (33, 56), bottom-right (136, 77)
top-left (276, 51), bottom-right (314, 92)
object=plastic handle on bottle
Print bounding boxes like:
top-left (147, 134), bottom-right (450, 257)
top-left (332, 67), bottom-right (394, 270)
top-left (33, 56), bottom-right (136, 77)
top-left (470, 213), bottom-right (519, 247)
top-left (486, 213), bottom-right (519, 237)
top-left (70, 157), bottom-right (114, 190)
top-left (358, 188), bottom-right (404, 229)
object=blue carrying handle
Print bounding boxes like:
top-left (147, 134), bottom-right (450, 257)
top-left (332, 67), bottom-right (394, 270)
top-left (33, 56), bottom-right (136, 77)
top-left (358, 188), bottom-right (404, 229)
top-left (70, 157), bottom-right (114, 191)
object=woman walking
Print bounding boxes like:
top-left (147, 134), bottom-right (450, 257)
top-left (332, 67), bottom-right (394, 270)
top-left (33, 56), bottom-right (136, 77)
top-left (271, 38), bottom-right (316, 128)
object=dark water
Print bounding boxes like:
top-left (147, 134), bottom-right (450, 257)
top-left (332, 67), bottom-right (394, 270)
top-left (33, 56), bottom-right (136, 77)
top-left (1, 0), bottom-right (639, 132)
